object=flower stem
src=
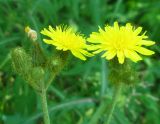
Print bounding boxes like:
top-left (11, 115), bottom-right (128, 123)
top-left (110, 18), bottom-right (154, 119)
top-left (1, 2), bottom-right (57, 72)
top-left (40, 85), bottom-right (50, 124)
top-left (105, 84), bottom-right (122, 124)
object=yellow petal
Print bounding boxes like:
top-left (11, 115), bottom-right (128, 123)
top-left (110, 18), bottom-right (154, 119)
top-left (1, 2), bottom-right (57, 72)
top-left (49, 25), bottom-right (55, 33)
top-left (141, 31), bottom-right (148, 39)
top-left (104, 25), bottom-right (110, 31)
top-left (71, 50), bottom-right (86, 60)
top-left (136, 40), bottom-right (155, 46)
top-left (43, 39), bottom-right (53, 44)
top-left (87, 33), bottom-right (101, 43)
top-left (124, 49), bottom-right (142, 62)
top-left (41, 29), bottom-right (52, 37)
top-left (99, 27), bottom-right (105, 33)
top-left (117, 50), bottom-right (125, 64)
top-left (43, 39), bottom-right (60, 47)
top-left (134, 46), bottom-right (155, 55)
top-left (134, 27), bottom-right (142, 35)
top-left (93, 49), bottom-right (103, 54)
top-left (101, 52), bottom-right (108, 58)
top-left (80, 49), bottom-right (93, 57)
top-left (126, 23), bottom-right (132, 30)
top-left (87, 45), bottom-right (101, 50)
top-left (114, 22), bottom-right (119, 30)
top-left (102, 50), bottom-right (116, 60)
top-left (56, 46), bottom-right (63, 50)
top-left (62, 48), bottom-right (68, 51)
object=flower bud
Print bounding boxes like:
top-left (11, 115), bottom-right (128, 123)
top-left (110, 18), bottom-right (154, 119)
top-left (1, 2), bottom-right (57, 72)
top-left (11, 47), bottom-right (32, 76)
top-left (31, 42), bottom-right (47, 67)
top-left (25, 26), bottom-right (37, 41)
top-left (48, 51), bottom-right (69, 74)
top-left (31, 67), bottom-right (45, 82)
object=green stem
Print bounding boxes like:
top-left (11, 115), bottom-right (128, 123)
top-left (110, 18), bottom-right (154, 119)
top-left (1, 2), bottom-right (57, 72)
top-left (88, 100), bottom-right (107, 124)
top-left (105, 84), bottom-right (122, 124)
top-left (46, 73), bottom-right (55, 89)
top-left (40, 85), bottom-right (50, 124)
top-left (88, 84), bottom-right (123, 124)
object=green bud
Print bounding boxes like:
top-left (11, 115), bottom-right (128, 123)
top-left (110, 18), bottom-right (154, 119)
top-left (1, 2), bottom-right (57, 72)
top-left (108, 59), bottom-right (137, 86)
top-left (31, 67), bottom-right (45, 82)
top-left (45, 51), bottom-right (69, 89)
top-left (11, 47), bottom-right (32, 76)
top-left (48, 51), bottom-right (69, 74)
top-left (11, 47), bottom-right (41, 91)
top-left (31, 42), bottom-right (47, 67)
top-left (51, 56), bottom-right (64, 73)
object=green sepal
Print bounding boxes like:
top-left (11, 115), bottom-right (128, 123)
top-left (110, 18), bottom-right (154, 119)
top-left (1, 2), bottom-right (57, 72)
top-left (108, 59), bottom-right (138, 85)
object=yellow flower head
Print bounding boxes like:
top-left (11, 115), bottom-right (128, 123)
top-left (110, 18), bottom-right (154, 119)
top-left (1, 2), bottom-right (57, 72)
top-left (88, 22), bottom-right (155, 64)
top-left (41, 25), bottom-right (92, 60)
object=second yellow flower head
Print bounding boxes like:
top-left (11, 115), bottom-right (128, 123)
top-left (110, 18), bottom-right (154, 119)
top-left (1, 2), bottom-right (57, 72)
top-left (88, 22), bottom-right (155, 64)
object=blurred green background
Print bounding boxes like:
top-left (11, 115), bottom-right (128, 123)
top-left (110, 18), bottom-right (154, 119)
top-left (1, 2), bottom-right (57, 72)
top-left (0, 0), bottom-right (160, 124)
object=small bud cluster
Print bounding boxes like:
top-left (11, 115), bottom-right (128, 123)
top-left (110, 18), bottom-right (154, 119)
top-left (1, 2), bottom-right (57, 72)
top-left (11, 27), bottom-right (68, 92)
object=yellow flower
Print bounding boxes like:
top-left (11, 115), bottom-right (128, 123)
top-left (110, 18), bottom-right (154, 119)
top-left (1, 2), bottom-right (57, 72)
top-left (41, 25), bottom-right (92, 60)
top-left (88, 22), bottom-right (155, 64)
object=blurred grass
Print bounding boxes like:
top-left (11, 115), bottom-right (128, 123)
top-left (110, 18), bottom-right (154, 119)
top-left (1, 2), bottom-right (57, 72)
top-left (0, 0), bottom-right (160, 124)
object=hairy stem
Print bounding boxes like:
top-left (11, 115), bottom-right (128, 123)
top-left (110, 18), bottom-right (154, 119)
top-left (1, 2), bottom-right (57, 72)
top-left (105, 84), bottom-right (122, 124)
top-left (40, 85), bottom-right (50, 124)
